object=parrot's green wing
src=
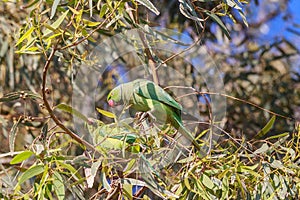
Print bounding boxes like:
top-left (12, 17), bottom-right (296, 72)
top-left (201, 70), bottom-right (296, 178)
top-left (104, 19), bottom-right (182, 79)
top-left (133, 80), bottom-right (182, 111)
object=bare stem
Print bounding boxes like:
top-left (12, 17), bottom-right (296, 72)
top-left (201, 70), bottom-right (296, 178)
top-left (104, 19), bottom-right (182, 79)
top-left (42, 47), bottom-right (96, 151)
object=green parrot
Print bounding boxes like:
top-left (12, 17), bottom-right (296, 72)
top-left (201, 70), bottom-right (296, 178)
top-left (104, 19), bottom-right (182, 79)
top-left (107, 79), bottom-right (201, 150)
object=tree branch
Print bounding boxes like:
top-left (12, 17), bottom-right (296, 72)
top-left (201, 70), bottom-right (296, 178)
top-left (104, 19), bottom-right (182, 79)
top-left (42, 47), bottom-right (96, 151)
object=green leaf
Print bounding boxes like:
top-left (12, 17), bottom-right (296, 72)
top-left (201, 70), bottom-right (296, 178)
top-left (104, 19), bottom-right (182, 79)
top-left (0, 91), bottom-right (41, 102)
top-left (53, 171), bottom-right (65, 200)
top-left (86, 160), bottom-right (102, 188)
top-left (18, 164), bottom-right (44, 185)
top-left (55, 103), bottom-right (89, 122)
top-left (50, 0), bottom-right (61, 19)
top-left (55, 160), bottom-right (82, 180)
top-left (255, 116), bottom-right (276, 139)
top-left (254, 143), bottom-right (269, 154)
top-left (96, 107), bottom-right (116, 118)
top-left (266, 132), bottom-right (289, 140)
top-left (136, 0), bottom-right (160, 15)
top-left (206, 12), bottom-right (231, 39)
top-left (221, 176), bottom-right (229, 200)
top-left (43, 10), bottom-right (69, 37)
top-left (100, 171), bottom-right (111, 191)
top-left (15, 27), bottom-right (35, 46)
top-left (123, 183), bottom-right (133, 199)
top-left (179, 0), bottom-right (204, 26)
top-left (83, 19), bottom-right (101, 27)
top-left (270, 160), bottom-right (284, 170)
top-left (10, 150), bottom-right (34, 164)
top-left (9, 117), bottom-right (21, 153)
top-left (97, 136), bottom-right (124, 149)
top-left (111, 134), bottom-right (137, 144)
top-left (100, 4), bottom-right (108, 18)
top-left (200, 173), bottom-right (214, 190)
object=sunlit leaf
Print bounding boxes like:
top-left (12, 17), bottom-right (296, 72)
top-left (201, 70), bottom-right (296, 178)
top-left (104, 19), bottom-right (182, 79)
top-left (15, 27), bottom-right (35, 46)
top-left (89, 0), bottom-right (93, 17)
top-left (136, 0), bottom-right (160, 15)
top-left (43, 10), bottom-right (69, 37)
top-left (100, 4), bottom-right (108, 18)
top-left (254, 143), bottom-right (269, 154)
top-left (83, 19), bottom-right (101, 27)
top-left (255, 116), bottom-right (276, 139)
top-left (50, 0), bottom-right (61, 19)
top-left (85, 160), bottom-right (101, 188)
top-left (200, 173), bottom-right (214, 190)
top-left (96, 107), bottom-right (116, 118)
top-left (100, 171), bottom-right (111, 191)
top-left (270, 160), bottom-right (284, 170)
top-left (205, 11), bottom-right (231, 39)
top-left (10, 150), bottom-right (33, 164)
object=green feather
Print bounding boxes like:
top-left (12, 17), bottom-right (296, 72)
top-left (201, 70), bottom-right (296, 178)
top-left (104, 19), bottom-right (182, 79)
top-left (107, 79), bottom-right (201, 150)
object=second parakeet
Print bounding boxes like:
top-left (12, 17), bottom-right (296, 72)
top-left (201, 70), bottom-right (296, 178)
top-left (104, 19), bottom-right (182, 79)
top-left (107, 79), bottom-right (201, 150)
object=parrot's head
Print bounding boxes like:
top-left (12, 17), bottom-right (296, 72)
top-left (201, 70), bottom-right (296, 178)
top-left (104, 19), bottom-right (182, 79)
top-left (107, 86), bottom-right (122, 107)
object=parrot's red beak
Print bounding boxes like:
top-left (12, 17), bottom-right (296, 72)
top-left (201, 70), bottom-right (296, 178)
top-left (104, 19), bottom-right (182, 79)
top-left (108, 99), bottom-right (115, 107)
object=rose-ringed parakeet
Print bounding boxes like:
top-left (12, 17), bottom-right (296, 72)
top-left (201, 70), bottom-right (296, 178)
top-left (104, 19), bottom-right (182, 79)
top-left (107, 79), bottom-right (201, 150)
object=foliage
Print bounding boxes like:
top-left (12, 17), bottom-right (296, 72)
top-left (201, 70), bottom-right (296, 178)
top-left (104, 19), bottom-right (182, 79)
top-left (0, 0), bottom-right (299, 199)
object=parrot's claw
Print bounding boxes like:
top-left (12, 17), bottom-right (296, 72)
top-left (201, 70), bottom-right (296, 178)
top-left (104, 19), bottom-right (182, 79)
top-left (135, 111), bottom-right (157, 127)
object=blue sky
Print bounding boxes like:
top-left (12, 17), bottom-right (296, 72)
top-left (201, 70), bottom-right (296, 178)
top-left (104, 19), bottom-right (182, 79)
top-left (264, 0), bottom-right (300, 41)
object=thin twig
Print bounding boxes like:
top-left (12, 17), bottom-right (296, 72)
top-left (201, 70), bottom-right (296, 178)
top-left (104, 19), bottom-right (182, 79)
top-left (58, 1), bottom-right (122, 50)
top-left (42, 47), bottom-right (96, 151)
top-left (163, 85), bottom-right (293, 120)
top-left (125, 2), bottom-right (160, 85)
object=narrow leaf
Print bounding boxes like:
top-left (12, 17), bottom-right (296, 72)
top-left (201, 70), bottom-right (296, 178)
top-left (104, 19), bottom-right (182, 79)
top-left (89, 0), bottom-right (93, 17)
top-left (50, 0), bottom-right (61, 19)
top-left (55, 160), bottom-right (82, 180)
top-left (255, 116), bottom-right (276, 139)
top-left (43, 10), bottom-right (69, 37)
top-left (100, 4), bottom-right (108, 18)
top-left (18, 164), bottom-right (44, 185)
top-left (96, 107), bottom-right (116, 118)
top-left (83, 19), bottom-right (101, 27)
top-left (136, 0), bottom-right (160, 15)
top-left (254, 143), bottom-right (269, 154)
top-left (10, 150), bottom-right (33, 164)
top-left (0, 91), bottom-right (41, 102)
top-left (55, 103), bottom-right (89, 122)
top-left (201, 173), bottom-right (214, 190)
top-left (53, 171), bottom-right (65, 200)
top-left (100, 171), bottom-right (111, 191)
top-left (15, 27), bottom-right (35, 46)
top-left (9, 117), bottom-right (21, 153)
top-left (86, 160), bottom-right (101, 188)
top-left (266, 132), bottom-right (289, 140)
top-left (205, 12), bottom-right (231, 39)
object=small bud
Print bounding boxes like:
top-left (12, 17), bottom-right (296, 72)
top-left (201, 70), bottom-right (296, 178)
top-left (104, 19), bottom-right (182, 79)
top-left (45, 88), bottom-right (51, 94)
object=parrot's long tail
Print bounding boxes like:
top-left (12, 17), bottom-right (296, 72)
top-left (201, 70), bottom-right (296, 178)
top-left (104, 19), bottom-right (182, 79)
top-left (157, 115), bottom-right (203, 168)
top-left (172, 115), bottom-right (202, 150)
top-left (178, 125), bottom-right (201, 150)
